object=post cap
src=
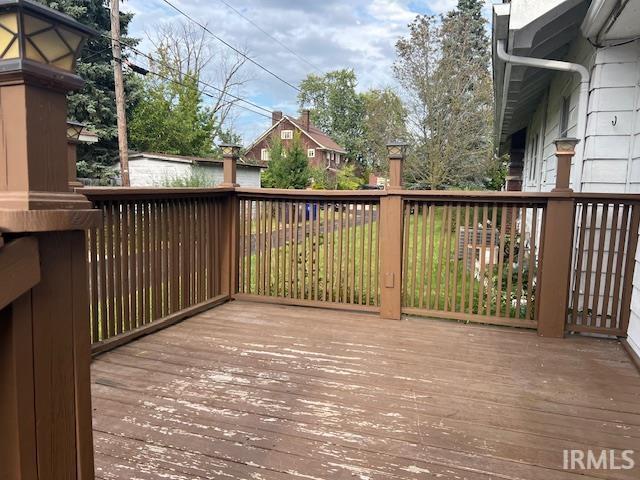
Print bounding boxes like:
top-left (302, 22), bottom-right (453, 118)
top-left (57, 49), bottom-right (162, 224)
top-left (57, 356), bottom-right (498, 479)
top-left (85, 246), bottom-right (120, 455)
top-left (553, 137), bottom-right (580, 154)
top-left (219, 143), bottom-right (241, 157)
top-left (386, 140), bottom-right (408, 159)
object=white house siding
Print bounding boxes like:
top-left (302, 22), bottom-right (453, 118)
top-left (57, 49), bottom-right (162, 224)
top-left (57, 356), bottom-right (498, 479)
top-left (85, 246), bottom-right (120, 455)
top-left (627, 42), bottom-right (640, 357)
top-left (518, 39), bottom-right (640, 355)
top-left (128, 158), bottom-right (261, 188)
top-left (521, 37), bottom-right (596, 193)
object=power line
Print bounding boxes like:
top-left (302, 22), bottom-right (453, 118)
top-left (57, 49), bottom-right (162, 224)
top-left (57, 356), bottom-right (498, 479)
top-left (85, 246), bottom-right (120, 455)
top-left (137, 59), bottom-right (273, 120)
top-left (158, 0), bottom-right (301, 93)
top-left (98, 31), bottom-right (274, 118)
top-left (216, 0), bottom-right (322, 73)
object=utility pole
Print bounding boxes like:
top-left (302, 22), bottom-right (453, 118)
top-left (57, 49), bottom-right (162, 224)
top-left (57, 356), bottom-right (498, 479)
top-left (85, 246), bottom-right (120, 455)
top-left (110, 0), bottom-right (130, 186)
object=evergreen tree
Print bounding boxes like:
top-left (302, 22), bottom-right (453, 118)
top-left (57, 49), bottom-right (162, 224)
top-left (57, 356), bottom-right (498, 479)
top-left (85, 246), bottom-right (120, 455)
top-left (261, 133), bottom-right (311, 189)
top-left (40, 0), bottom-right (142, 179)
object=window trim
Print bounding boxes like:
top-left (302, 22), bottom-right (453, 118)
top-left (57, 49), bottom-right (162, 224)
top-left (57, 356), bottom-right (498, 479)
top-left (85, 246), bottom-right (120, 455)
top-left (281, 129), bottom-right (293, 140)
top-left (307, 148), bottom-right (316, 158)
top-left (261, 148), bottom-right (270, 161)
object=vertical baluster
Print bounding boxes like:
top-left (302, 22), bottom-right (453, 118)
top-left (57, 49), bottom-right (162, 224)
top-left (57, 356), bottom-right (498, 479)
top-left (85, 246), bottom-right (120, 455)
top-left (514, 206), bottom-right (527, 318)
top-left (504, 206), bottom-right (517, 318)
top-left (451, 204), bottom-right (461, 313)
top-left (571, 203), bottom-right (589, 325)
top-left (610, 205), bottom-right (630, 328)
top-left (601, 204), bottom-right (620, 329)
top-left (484, 204), bottom-right (498, 316)
top-left (460, 205), bottom-right (470, 313)
top-left (443, 203), bottom-right (454, 312)
top-left (418, 203), bottom-right (428, 309)
top-left (425, 204), bottom-right (436, 310)
top-left (590, 203), bottom-right (609, 327)
top-left (495, 204), bottom-right (507, 317)
top-left (582, 204), bottom-right (599, 327)
top-left (525, 207), bottom-right (539, 321)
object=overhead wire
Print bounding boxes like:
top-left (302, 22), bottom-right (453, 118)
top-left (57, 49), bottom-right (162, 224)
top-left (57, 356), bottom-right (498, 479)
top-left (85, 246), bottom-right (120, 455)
top-left (215, 0), bottom-right (322, 73)
top-left (96, 31), bottom-right (274, 120)
top-left (159, 0), bottom-right (301, 92)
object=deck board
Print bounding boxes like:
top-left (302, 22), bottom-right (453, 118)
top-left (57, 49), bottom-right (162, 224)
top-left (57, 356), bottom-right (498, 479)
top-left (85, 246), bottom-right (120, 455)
top-left (92, 301), bottom-right (640, 479)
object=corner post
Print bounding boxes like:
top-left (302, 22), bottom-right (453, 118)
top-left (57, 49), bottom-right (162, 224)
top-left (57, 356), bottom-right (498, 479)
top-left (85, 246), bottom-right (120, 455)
top-left (379, 142), bottom-right (407, 320)
top-left (537, 138), bottom-right (579, 337)
top-left (218, 144), bottom-right (240, 298)
top-left (220, 144), bottom-right (240, 188)
top-left (0, 3), bottom-right (98, 478)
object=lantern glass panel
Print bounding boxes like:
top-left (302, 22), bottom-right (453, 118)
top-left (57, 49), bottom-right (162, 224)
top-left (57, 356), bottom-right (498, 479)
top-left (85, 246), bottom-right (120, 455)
top-left (21, 14), bottom-right (80, 72)
top-left (0, 13), bottom-right (18, 59)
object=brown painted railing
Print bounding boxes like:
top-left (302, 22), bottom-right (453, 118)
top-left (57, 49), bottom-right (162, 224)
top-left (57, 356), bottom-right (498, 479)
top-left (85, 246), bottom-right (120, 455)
top-left (81, 187), bottom-right (232, 353)
top-left (78, 186), bottom-right (640, 348)
top-left (401, 197), bottom-right (545, 328)
top-left (568, 197), bottom-right (640, 335)
top-left (236, 189), bottom-right (383, 311)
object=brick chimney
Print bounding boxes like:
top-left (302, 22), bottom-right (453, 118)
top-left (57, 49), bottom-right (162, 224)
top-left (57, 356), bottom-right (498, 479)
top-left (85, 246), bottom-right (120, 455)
top-left (301, 109), bottom-right (311, 131)
top-left (272, 111), bottom-right (283, 125)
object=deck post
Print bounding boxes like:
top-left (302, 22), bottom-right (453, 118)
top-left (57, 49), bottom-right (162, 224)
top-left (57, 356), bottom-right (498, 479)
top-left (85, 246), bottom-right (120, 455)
top-left (379, 142), bottom-right (407, 320)
top-left (220, 144), bottom-right (240, 187)
top-left (537, 138), bottom-right (579, 337)
top-left (219, 144), bottom-right (240, 297)
top-left (0, 3), bottom-right (98, 479)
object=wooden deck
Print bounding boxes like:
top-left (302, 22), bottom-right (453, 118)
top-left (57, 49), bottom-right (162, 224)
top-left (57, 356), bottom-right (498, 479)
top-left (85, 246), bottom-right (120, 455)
top-left (92, 301), bottom-right (640, 479)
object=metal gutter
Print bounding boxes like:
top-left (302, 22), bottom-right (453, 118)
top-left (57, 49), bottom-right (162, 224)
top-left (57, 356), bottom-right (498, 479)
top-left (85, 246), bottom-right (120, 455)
top-left (495, 40), bottom-right (590, 191)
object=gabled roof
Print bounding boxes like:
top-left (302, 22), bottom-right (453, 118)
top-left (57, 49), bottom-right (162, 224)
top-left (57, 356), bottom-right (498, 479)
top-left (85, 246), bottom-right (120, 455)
top-left (245, 115), bottom-right (347, 155)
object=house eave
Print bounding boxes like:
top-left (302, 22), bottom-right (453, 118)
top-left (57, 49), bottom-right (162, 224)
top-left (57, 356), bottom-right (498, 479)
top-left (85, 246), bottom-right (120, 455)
top-left (492, 0), bottom-right (591, 153)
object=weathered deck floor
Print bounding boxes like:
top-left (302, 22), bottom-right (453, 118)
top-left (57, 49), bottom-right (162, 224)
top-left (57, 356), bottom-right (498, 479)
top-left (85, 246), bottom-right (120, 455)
top-left (92, 301), bottom-right (640, 479)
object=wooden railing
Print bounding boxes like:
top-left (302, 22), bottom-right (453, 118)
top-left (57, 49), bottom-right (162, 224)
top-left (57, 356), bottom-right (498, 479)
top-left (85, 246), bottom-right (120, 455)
top-left (78, 186), bottom-right (640, 348)
top-left (568, 196), bottom-right (640, 335)
top-left (235, 189), bottom-right (383, 311)
top-left (81, 188), bottom-right (232, 353)
top-left (401, 196), bottom-right (545, 328)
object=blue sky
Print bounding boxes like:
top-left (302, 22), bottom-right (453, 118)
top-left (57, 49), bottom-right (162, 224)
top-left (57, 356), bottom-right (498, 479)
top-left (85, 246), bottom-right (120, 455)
top-left (123, 0), bottom-right (493, 144)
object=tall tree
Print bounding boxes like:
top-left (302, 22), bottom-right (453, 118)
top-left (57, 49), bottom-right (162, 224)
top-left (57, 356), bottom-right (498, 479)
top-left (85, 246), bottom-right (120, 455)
top-left (40, 0), bottom-right (142, 179)
top-left (394, 5), bottom-right (498, 190)
top-left (298, 70), bottom-right (365, 168)
top-left (146, 21), bottom-right (249, 140)
top-left (361, 88), bottom-right (407, 174)
top-left (129, 20), bottom-right (249, 156)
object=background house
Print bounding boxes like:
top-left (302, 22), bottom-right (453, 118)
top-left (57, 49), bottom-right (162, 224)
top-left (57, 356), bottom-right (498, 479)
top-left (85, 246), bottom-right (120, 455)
top-left (492, 0), bottom-right (640, 356)
top-left (125, 152), bottom-right (263, 187)
top-left (244, 110), bottom-right (347, 172)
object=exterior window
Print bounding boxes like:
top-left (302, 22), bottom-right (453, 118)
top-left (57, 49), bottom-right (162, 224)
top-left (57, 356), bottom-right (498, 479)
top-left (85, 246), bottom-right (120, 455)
top-left (559, 96), bottom-right (570, 136)
top-left (281, 129), bottom-right (293, 140)
top-left (308, 148), bottom-right (315, 158)
top-left (261, 148), bottom-right (270, 161)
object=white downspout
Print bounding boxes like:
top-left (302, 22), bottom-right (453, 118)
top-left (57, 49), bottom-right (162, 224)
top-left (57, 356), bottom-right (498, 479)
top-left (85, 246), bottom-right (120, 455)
top-left (496, 40), bottom-right (590, 191)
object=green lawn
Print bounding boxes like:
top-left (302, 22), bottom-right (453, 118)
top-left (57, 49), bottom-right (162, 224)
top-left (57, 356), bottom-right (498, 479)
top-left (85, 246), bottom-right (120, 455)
top-left (240, 204), bottom-right (536, 320)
